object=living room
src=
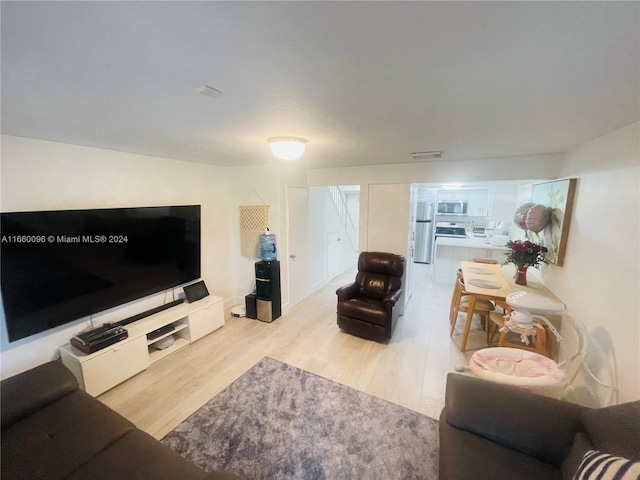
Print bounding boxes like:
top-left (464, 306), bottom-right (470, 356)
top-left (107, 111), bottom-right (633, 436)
top-left (1, 2), bottom-right (639, 479)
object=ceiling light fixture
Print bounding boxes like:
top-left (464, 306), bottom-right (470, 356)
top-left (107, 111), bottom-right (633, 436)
top-left (410, 151), bottom-right (442, 160)
top-left (268, 137), bottom-right (307, 161)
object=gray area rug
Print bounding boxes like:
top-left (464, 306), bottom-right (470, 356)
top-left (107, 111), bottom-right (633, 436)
top-left (161, 357), bottom-right (439, 480)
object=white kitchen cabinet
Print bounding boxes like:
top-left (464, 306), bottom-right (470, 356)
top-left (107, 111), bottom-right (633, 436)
top-left (469, 247), bottom-right (507, 263)
top-left (434, 245), bottom-right (472, 283)
top-left (434, 238), bottom-right (509, 283)
top-left (437, 190), bottom-right (468, 202)
top-left (485, 188), bottom-right (495, 219)
top-left (466, 189), bottom-right (490, 217)
top-left (434, 244), bottom-right (452, 282)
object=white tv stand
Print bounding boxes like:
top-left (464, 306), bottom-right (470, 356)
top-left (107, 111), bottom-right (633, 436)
top-left (60, 295), bottom-right (224, 396)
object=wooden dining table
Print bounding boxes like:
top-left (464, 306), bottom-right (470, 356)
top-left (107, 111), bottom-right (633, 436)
top-left (458, 261), bottom-right (559, 352)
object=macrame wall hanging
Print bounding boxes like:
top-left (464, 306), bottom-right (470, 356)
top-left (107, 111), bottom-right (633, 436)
top-left (239, 190), bottom-right (269, 258)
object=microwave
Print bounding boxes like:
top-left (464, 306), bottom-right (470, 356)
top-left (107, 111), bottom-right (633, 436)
top-left (437, 201), bottom-right (468, 216)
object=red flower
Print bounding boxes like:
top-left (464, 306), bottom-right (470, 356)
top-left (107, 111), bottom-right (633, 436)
top-left (503, 239), bottom-right (549, 268)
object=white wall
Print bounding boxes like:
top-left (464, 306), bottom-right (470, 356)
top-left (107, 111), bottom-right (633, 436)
top-left (224, 162), bottom-right (316, 312)
top-left (307, 153), bottom-right (562, 252)
top-left (225, 164), bottom-right (285, 306)
top-left (490, 184), bottom-right (520, 226)
top-left (367, 184), bottom-right (412, 256)
top-left (543, 122), bottom-right (640, 403)
top-left (306, 154), bottom-right (563, 186)
top-left (0, 135), bottom-right (235, 378)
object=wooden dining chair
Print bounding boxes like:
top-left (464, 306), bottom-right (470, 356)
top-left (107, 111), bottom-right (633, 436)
top-left (449, 271), bottom-right (495, 337)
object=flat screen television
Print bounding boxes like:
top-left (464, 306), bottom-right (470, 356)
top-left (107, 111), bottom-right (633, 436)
top-left (1, 205), bottom-right (201, 342)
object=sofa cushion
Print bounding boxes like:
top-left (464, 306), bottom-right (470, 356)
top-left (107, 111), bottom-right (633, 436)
top-left (337, 297), bottom-right (390, 326)
top-left (1, 389), bottom-right (134, 480)
top-left (439, 409), bottom-right (562, 480)
top-left (581, 401), bottom-right (640, 461)
top-left (444, 373), bottom-right (585, 467)
top-left (66, 429), bottom-right (242, 480)
top-left (572, 450), bottom-right (640, 480)
top-left (1, 361), bottom-right (78, 429)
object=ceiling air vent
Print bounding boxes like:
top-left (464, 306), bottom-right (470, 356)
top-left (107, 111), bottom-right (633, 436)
top-left (198, 85), bottom-right (223, 99)
top-left (410, 151), bottom-right (442, 160)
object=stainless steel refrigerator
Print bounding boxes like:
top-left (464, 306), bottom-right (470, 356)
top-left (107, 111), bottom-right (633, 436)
top-left (414, 202), bottom-right (434, 264)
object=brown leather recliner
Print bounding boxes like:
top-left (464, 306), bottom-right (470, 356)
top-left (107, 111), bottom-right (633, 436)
top-left (336, 251), bottom-right (405, 342)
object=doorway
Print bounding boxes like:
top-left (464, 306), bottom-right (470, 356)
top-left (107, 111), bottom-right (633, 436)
top-left (286, 186), bottom-right (309, 309)
top-left (325, 186), bottom-right (359, 280)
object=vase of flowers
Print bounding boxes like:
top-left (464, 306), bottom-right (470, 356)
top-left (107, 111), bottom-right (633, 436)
top-left (503, 240), bottom-right (549, 286)
top-left (514, 265), bottom-right (528, 285)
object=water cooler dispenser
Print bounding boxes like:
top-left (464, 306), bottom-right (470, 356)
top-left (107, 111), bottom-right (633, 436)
top-left (255, 260), bottom-right (281, 322)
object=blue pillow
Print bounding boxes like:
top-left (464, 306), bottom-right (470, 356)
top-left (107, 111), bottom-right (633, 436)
top-left (573, 450), bottom-right (640, 480)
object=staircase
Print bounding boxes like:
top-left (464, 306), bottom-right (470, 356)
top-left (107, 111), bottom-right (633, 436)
top-left (327, 186), bottom-right (358, 250)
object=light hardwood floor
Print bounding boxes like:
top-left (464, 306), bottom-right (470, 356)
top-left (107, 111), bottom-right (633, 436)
top-left (99, 263), bottom-right (489, 440)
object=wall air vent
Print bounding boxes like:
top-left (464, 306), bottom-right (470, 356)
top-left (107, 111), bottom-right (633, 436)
top-left (410, 151), bottom-right (442, 160)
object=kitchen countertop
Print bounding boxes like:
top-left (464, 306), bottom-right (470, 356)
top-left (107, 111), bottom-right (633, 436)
top-left (435, 235), bottom-right (509, 250)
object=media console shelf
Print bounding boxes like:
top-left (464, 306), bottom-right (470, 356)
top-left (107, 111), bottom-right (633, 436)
top-left (60, 295), bottom-right (224, 396)
top-left (146, 321), bottom-right (189, 363)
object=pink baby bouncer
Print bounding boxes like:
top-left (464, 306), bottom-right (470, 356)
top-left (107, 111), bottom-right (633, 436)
top-left (470, 347), bottom-right (566, 394)
top-left (462, 291), bottom-right (617, 406)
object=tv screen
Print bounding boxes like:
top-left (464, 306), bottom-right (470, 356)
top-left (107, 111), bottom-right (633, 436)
top-left (1, 205), bottom-right (201, 342)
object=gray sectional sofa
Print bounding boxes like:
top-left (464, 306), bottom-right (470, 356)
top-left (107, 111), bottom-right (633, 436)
top-left (439, 373), bottom-right (640, 480)
top-left (1, 361), bottom-right (241, 480)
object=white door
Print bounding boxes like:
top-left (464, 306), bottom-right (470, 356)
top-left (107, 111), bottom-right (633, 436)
top-left (405, 184), bottom-right (418, 301)
top-left (287, 186), bottom-right (309, 309)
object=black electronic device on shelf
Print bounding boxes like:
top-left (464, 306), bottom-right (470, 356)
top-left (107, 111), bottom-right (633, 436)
top-left (183, 280), bottom-right (209, 303)
top-left (70, 325), bottom-right (128, 354)
top-left (146, 323), bottom-right (175, 341)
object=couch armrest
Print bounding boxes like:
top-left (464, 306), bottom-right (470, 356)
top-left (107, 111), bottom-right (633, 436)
top-left (443, 373), bottom-right (587, 467)
top-left (1, 361), bottom-right (78, 429)
top-left (336, 282), bottom-right (359, 301)
top-left (582, 400), bottom-right (640, 461)
top-left (383, 288), bottom-right (403, 309)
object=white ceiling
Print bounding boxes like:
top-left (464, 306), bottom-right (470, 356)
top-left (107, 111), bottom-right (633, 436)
top-left (1, 1), bottom-right (638, 169)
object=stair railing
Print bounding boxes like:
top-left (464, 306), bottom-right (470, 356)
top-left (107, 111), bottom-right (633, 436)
top-left (327, 186), bottom-right (358, 250)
